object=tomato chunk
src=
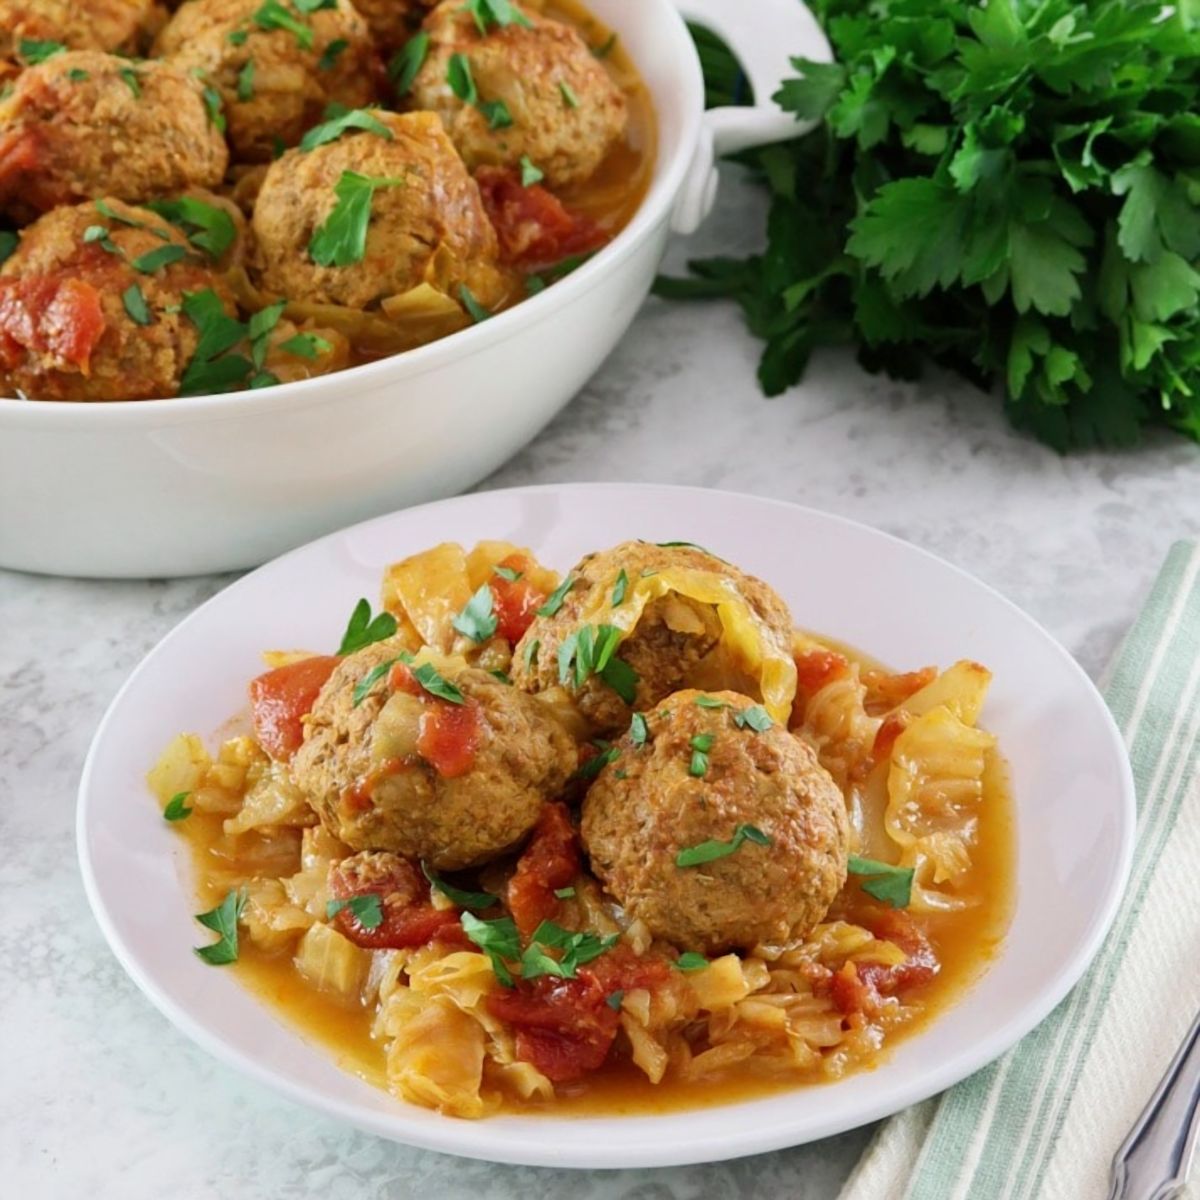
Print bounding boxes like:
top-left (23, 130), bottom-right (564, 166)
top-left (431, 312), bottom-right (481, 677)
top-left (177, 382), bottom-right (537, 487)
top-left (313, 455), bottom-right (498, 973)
top-left (790, 648), bottom-right (851, 726)
top-left (507, 802), bottom-right (580, 936)
top-left (476, 165), bottom-right (607, 271)
top-left (491, 553), bottom-right (547, 644)
top-left (828, 910), bottom-right (939, 1016)
top-left (0, 128), bottom-right (41, 192)
top-left (329, 852), bottom-right (465, 950)
top-left (249, 655), bottom-right (340, 760)
top-left (418, 700), bottom-right (481, 778)
top-left (872, 711), bottom-right (910, 760)
top-left (0, 274), bottom-right (106, 372)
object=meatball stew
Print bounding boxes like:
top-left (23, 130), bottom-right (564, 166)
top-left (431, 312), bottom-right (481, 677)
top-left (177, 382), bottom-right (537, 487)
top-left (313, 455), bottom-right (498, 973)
top-left (0, 0), bottom-right (653, 401)
top-left (149, 539), bottom-right (1015, 1118)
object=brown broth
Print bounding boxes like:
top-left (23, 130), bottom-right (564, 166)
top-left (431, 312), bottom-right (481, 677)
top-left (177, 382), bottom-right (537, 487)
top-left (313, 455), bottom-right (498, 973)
top-left (177, 637), bottom-right (1016, 1118)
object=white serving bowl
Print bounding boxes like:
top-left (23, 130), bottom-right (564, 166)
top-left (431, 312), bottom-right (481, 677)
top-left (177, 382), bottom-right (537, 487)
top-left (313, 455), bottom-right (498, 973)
top-left (0, 0), bottom-right (829, 578)
top-left (77, 484), bottom-right (1136, 1168)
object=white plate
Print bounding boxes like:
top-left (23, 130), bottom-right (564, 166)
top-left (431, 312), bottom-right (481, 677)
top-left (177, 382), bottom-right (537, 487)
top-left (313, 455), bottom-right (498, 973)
top-left (77, 483), bottom-right (1136, 1169)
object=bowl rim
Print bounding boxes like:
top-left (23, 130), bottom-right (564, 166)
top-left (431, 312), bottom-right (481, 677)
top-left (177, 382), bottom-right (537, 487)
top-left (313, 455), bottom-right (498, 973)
top-left (75, 481), bottom-right (1138, 1169)
top-left (0, 0), bottom-right (704, 427)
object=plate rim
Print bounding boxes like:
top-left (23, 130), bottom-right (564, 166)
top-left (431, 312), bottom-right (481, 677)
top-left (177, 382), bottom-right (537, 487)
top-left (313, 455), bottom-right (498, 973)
top-left (76, 481), bottom-right (1137, 1169)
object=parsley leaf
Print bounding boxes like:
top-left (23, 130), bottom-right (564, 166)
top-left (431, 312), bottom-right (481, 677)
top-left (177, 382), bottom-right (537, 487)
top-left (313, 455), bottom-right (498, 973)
top-left (447, 52), bottom-right (478, 105)
top-left (606, 989), bottom-right (624, 1010)
top-left (462, 912), bottom-right (520, 986)
top-left (536, 575), bottom-right (573, 616)
top-left (388, 31), bottom-right (429, 95)
top-left (676, 823), bottom-right (771, 868)
top-left (688, 732), bottom-right (713, 777)
top-left (337, 597), bottom-right (398, 654)
top-left (519, 155), bottom-right (544, 186)
top-left (462, 0), bottom-right (532, 35)
top-left (847, 854), bottom-right (915, 909)
top-left (629, 712), bottom-right (648, 746)
top-left (278, 332), bottom-right (332, 358)
top-left (610, 568), bottom-right (628, 606)
top-left (458, 284), bottom-right (491, 322)
top-left (236, 58), bottom-right (255, 101)
top-left (559, 80), bottom-right (579, 108)
top-left (132, 243), bottom-right (187, 274)
top-left (326, 893), bottom-right (384, 929)
top-left (318, 37), bottom-right (348, 70)
top-left (694, 695), bottom-right (728, 710)
top-left (522, 637), bottom-right (540, 669)
top-left (201, 84), bottom-right (226, 132)
top-left (18, 39), bottom-right (64, 65)
top-left (733, 704), bottom-right (773, 732)
top-left (163, 791), bottom-right (192, 821)
top-left (122, 284), bottom-right (152, 326)
top-left (493, 564), bottom-right (522, 582)
top-left (194, 888), bottom-right (247, 965)
top-left (253, 0), bottom-right (314, 49)
top-left (351, 653), bottom-right (408, 706)
top-left (309, 170), bottom-right (406, 267)
top-left (520, 920), bottom-right (618, 980)
top-left (554, 886), bottom-right (576, 899)
top-left (0, 231), bottom-right (17, 265)
top-left (145, 197), bottom-right (237, 261)
top-left (299, 107), bottom-right (393, 151)
top-left (421, 862), bottom-right (498, 910)
top-left (574, 739), bottom-right (618, 781)
top-left (674, 951), bottom-right (708, 972)
top-left (411, 660), bottom-right (465, 704)
top-left (452, 583), bottom-right (498, 642)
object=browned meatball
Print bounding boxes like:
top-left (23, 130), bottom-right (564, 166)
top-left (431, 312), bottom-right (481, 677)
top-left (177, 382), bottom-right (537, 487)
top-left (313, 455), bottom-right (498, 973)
top-left (511, 541), bottom-right (796, 736)
top-left (250, 110), bottom-right (507, 311)
top-left (154, 0), bottom-right (378, 162)
top-left (0, 0), bottom-right (163, 60)
top-left (293, 642), bottom-right (577, 870)
top-left (410, 0), bottom-right (626, 188)
top-left (581, 689), bottom-right (849, 955)
top-left (0, 52), bottom-right (228, 222)
top-left (0, 198), bottom-right (237, 401)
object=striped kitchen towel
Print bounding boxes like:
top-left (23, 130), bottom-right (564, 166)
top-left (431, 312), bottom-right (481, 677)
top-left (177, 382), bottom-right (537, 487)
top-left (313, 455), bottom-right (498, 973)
top-left (840, 541), bottom-right (1200, 1200)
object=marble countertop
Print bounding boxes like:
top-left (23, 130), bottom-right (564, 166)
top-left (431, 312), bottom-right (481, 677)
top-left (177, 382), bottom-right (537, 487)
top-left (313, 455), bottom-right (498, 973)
top-left (4, 166), bottom-right (1199, 1200)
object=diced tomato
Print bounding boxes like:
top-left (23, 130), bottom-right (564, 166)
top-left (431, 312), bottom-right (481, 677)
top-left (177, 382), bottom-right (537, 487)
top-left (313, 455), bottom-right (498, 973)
top-left (0, 274), bottom-right (106, 372)
top-left (387, 661), bottom-right (423, 696)
top-left (418, 700), bottom-right (481, 778)
top-left (579, 943), bottom-right (673, 996)
top-left (507, 802), bottom-right (580, 936)
top-left (872, 711), bottom-right (911, 760)
top-left (476, 165), bottom-right (608, 271)
top-left (248, 655), bottom-right (340, 760)
top-left (827, 909), bottom-right (939, 1016)
top-left (491, 553), bottom-right (546, 644)
top-left (0, 128), bottom-right (41, 192)
top-left (328, 853), bottom-right (465, 950)
top-left (862, 666), bottom-right (937, 716)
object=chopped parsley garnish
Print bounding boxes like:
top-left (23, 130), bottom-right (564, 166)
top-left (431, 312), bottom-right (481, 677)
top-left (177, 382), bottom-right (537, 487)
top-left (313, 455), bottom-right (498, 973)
top-left (629, 712), bottom-right (648, 747)
top-left (67, 68), bottom-right (89, 82)
top-left (132, 243), bottom-right (186, 274)
top-left (458, 284), bottom-right (491, 323)
top-left (656, 540), bottom-right (714, 554)
top-left (520, 920), bottom-right (618, 981)
top-left (201, 84), bottom-right (226, 132)
top-left (309, 170), bottom-right (406, 268)
top-left (299, 107), bottom-right (393, 151)
top-left (0, 231), bottom-right (16, 264)
top-left (613, 767), bottom-right (627, 780)
top-left (337, 597), bottom-right (398, 654)
top-left (592, 32), bottom-right (617, 59)
top-left (610, 568), bottom-right (628, 606)
top-left (318, 37), bottom-right (348, 70)
top-left (606, 989), bottom-right (624, 1010)
top-left (536, 575), bottom-right (573, 616)
top-left (451, 582), bottom-right (498, 642)
top-left (118, 67), bottom-right (141, 98)
top-left (351, 653), bottom-right (408, 706)
top-left (422, 862), bottom-right (498, 910)
top-left (688, 732), bottom-right (714, 777)
top-left (163, 791), bottom-right (192, 821)
top-left (522, 637), bottom-right (540, 669)
top-left (462, 912), bottom-right (520, 986)
top-left (326, 893), bottom-right (384, 929)
top-left (411, 660), bottom-right (466, 704)
top-left (83, 225), bottom-right (120, 255)
top-left (694, 695), bottom-right (729, 709)
top-left (122, 283), bottom-right (152, 326)
top-left (481, 98), bottom-right (512, 129)
top-left (228, 29), bottom-right (249, 46)
top-left (573, 739), bottom-right (619, 781)
top-left (559, 80), bottom-right (579, 108)
top-left (847, 855), bottom-right (915, 909)
top-left (489, 669), bottom-right (511, 684)
top-left (733, 704), bottom-right (773, 732)
top-left (278, 332), bottom-right (332, 358)
top-left (178, 290), bottom-right (252, 395)
top-left (557, 623), bottom-right (638, 703)
top-left (519, 155), bottom-right (544, 187)
top-left (446, 52), bottom-right (478, 105)
top-left (388, 31), bottom-right (429, 95)
top-left (253, 0), bottom-right (314, 50)
top-left (676, 823), bottom-right (771, 869)
top-left (493, 564), bottom-right (522, 582)
top-left (194, 888), bottom-right (247, 965)
top-left (462, 0), bottom-right (532, 35)
top-left (17, 38), bottom-right (64, 65)
top-left (236, 58), bottom-right (255, 101)
top-left (295, 0), bottom-right (338, 11)
top-left (553, 886), bottom-right (576, 900)
top-left (675, 951), bottom-right (708, 972)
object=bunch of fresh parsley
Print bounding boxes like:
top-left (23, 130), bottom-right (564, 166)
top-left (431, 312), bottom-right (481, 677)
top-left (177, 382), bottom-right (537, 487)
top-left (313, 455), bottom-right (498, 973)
top-left (659, 0), bottom-right (1200, 450)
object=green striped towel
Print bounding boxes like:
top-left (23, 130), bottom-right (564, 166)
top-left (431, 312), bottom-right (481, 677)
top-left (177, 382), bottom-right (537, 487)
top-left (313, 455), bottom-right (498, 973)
top-left (841, 541), bottom-right (1200, 1200)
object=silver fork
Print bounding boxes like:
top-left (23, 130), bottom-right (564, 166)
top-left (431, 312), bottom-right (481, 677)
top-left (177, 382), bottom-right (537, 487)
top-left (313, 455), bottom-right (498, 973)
top-left (1108, 1008), bottom-right (1200, 1200)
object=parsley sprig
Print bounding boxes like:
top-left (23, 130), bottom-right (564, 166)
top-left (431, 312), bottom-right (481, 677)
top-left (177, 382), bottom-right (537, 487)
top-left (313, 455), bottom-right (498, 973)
top-left (337, 598), bottom-right (397, 654)
top-left (557, 624), bottom-right (639, 704)
top-left (309, 171), bottom-right (406, 267)
top-left (676, 823), bottom-right (771, 869)
top-left (326, 893), bottom-right (384, 929)
top-left (847, 854), bottom-right (915, 909)
top-left (194, 888), bottom-right (247, 965)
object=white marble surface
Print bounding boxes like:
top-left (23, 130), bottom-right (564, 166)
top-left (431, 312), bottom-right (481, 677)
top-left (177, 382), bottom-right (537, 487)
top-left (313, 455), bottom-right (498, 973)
top-left (4, 166), bottom-right (1200, 1199)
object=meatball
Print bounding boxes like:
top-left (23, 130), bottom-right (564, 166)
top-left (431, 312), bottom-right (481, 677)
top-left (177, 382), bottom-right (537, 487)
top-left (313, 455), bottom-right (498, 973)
top-left (0, 0), bottom-right (162, 60)
top-left (154, 0), bottom-right (378, 162)
top-left (293, 642), bottom-right (577, 869)
top-left (581, 689), bottom-right (849, 954)
top-left (511, 541), bottom-right (795, 736)
top-left (410, 0), bottom-right (626, 188)
top-left (250, 110), bottom-right (507, 311)
top-left (0, 52), bottom-right (228, 222)
top-left (0, 198), bottom-right (237, 401)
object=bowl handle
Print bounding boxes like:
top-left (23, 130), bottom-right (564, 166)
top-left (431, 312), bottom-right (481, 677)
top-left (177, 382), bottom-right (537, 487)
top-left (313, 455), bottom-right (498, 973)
top-left (667, 0), bottom-right (832, 234)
